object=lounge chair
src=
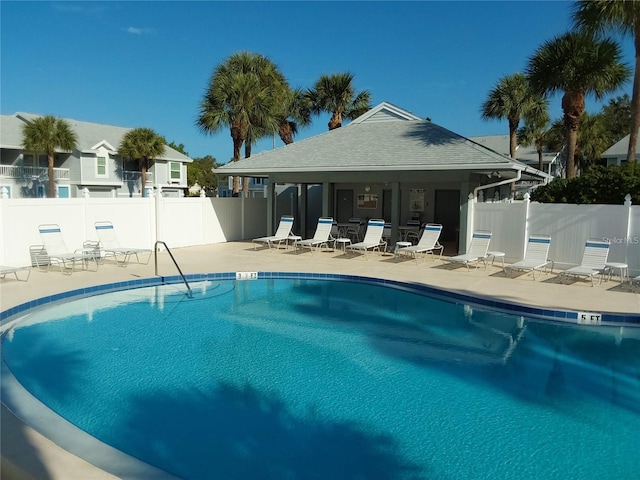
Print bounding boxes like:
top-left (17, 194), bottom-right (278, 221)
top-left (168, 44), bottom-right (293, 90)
top-left (560, 238), bottom-right (610, 286)
top-left (442, 230), bottom-right (492, 270)
top-left (396, 224), bottom-right (444, 264)
top-left (37, 224), bottom-right (100, 274)
top-left (348, 219), bottom-right (386, 259)
top-left (295, 217), bottom-right (334, 254)
top-left (632, 275), bottom-right (640, 293)
top-left (0, 265), bottom-right (30, 282)
top-left (252, 215), bottom-right (294, 250)
top-left (95, 221), bottom-right (152, 266)
top-left (505, 234), bottom-right (553, 280)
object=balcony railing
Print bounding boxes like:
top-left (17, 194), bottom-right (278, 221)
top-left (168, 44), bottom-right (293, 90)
top-left (122, 170), bottom-right (152, 182)
top-left (0, 165), bottom-right (70, 180)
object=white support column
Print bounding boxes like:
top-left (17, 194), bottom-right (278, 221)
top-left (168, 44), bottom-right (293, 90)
top-left (463, 192), bottom-right (475, 254)
top-left (521, 192), bottom-right (531, 259)
top-left (391, 182), bottom-right (400, 244)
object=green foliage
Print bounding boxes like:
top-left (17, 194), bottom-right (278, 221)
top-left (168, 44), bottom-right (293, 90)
top-left (187, 155), bottom-right (218, 192)
top-left (600, 94), bottom-right (632, 143)
top-left (167, 141), bottom-right (188, 156)
top-left (531, 163), bottom-right (640, 204)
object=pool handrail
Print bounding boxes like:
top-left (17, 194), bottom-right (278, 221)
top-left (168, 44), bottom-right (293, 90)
top-left (154, 241), bottom-right (192, 297)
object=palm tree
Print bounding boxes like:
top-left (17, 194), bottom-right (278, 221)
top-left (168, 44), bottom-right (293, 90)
top-left (576, 111), bottom-right (612, 171)
top-left (21, 115), bottom-right (78, 198)
top-left (573, 0), bottom-right (640, 163)
top-left (517, 109), bottom-right (551, 172)
top-left (277, 87), bottom-right (312, 145)
top-left (197, 51), bottom-right (288, 195)
top-left (481, 73), bottom-right (548, 159)
top-left (526, 32), bottom-right (629, 178)
top-left (118, 127), bottom-right (166, 197)
top-left (307, 73), bottom-right (371, 130)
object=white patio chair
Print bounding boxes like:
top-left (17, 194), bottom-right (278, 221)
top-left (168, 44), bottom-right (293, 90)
top-left (252, 215), bottom-right (295, 250)
top-left (396, 224), bottom-right (444, 264)
top-left (505, 234), bottom-right (553, 280)
top-left (347, 219), bottom-right (386, 259)
top-left (560, 238), bottom-right (610, 286)
top-left (38, 224), bottom-right (100, 275)
top-left (95, 221), bottom-right (152, 266)
top-left (295, 217), bottom-right (334, 254)
top-left (0, 265), bottom-right (30, 282)
top-left (442, 230), bottom-right (492, 271)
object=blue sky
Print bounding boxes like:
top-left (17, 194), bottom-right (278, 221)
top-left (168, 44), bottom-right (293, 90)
top-left (1, 1), bottom-right (635, 162)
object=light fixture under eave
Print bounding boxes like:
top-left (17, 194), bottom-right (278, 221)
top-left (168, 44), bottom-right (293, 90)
top-left (364, 185), bottom-right (371, 192)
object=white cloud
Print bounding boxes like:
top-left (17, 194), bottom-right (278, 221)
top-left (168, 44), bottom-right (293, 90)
top-left (126, 26), bottom-right (153, 35)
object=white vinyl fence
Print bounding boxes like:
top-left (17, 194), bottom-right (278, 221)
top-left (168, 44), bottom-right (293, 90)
top-left (2, 193), bottom-right (638, 276)
top-left (472, 194), bottom-right (639, 274)
top-left (0, 195), bottom-right (267, 267)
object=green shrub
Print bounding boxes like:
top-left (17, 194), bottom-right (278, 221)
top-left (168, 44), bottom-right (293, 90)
top-left (531, 163), bottom-right (640, 204)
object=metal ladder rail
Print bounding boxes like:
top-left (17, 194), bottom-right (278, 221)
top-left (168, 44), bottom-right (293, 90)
top-left (154, 241), bottom-right (192, 297)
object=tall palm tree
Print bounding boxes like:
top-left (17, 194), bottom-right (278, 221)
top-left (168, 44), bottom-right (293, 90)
top-left (526, 32), bottom-right (629, 178)
top-left (21, 115), bottom-right (78, 198)
top-left (118, 127), bottom-right (166, 197)
top-left (573, 0), bottom-right (640, 163)
top-left (197, 51), bottom-right (288, 195)
top-left (517, 109), bottom-right (551, 172)
top-left (307, 73), bottom-right (371, 130)
top-left (481, 73), bottom-right (548, 159)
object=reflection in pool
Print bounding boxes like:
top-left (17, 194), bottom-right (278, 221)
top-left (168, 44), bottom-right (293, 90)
top-left (3, 278), bottom-right (640, 480)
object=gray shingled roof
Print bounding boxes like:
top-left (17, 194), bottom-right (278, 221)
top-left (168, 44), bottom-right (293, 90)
top-left (216, 102), bottom-right (547, 177)
top-left (1, 112), bottom-right (191, 162)
top-left (468, 135), bottom-right (559, 164)
top-left (602, 129), bottom-right (640, 157)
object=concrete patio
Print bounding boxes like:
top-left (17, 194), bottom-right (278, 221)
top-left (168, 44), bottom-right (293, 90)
top-left (1, 241), bottom-right (639, 479)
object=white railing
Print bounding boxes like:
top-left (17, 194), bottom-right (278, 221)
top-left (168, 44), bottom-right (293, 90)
top-left (0, 165), bottom-right (70, 180)
top-left (122, 170), bottom-right (152, 182)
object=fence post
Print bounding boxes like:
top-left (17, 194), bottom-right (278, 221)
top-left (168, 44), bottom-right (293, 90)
top-left (624, 193), bottom-right (632, 265)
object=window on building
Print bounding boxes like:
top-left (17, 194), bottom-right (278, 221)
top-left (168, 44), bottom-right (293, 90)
top-left (57, 185), bottom-right (70, 198)
top-left (254, 177), bottom-right (265, 185)
top-left (97, 157), bottom-right (107, 176)
top-left (170, 162), bottom-right (181, 180)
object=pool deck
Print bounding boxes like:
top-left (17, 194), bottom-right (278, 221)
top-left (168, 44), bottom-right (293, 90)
top-left (2, 241), bottom-right (639, 479)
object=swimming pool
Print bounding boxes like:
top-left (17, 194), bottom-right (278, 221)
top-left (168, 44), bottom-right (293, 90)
top-left (2, 274), bottom-right (640, 479)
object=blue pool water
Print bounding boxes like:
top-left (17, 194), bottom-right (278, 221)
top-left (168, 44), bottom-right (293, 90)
top-left (2, 278), bottom-right (640, 480)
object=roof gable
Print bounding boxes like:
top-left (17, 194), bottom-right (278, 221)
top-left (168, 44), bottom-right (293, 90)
top-left (351, 102), bottom-right (422, 124)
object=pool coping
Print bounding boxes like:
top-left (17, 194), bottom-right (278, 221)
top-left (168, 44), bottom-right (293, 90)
top-left (2, 271), bottom-right (639, 328)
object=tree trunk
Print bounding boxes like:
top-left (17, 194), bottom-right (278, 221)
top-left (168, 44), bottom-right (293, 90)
top-left (508, 117), bottom-right (518, 197)
top-left (508, 117), bottom-right (519, 159)
top-left (561, 91), bottom-right (584, 179)
top-left (47, 152), bottom-right (55, 198)
top-left (279, 121), bottom-right (294, 144)
top-left (230, 123), bottom-right (244, 195)
top-left (243, 142), bottom-right (252, 198)
top-left (537, 148), bottom-right (544, 172)
top-left (328, 111), bottom-right (343, 130)
top-left (627, 22), bottom-right (640, 164)
top-left (141, 158), bottom-right (147, 198)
